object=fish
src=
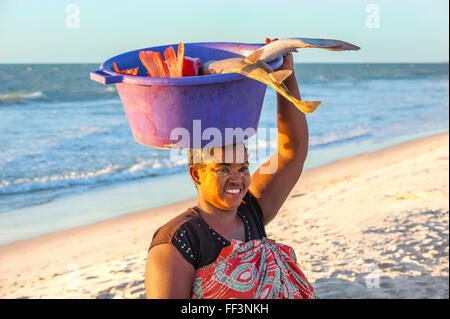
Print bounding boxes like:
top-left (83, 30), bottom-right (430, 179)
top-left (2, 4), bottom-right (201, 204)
top-left (202, 50), bottom-right (320, 113)
top-left (253, 37), bottom-right (360, 63)
top-left (201, 37), bottom-right (360, 114)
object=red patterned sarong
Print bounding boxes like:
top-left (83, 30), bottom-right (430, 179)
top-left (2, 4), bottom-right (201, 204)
top-left (191, 238), bottom-right (316, 299)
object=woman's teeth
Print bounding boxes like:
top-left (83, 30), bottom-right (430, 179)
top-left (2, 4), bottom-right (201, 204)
top-left (225, 189), bottom-right (240, 194)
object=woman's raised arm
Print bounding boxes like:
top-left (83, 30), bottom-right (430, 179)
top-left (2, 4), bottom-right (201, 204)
top-left (249, 52), bottom-right (309, 225)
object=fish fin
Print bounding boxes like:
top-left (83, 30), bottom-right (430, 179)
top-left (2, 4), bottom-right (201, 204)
top-left (256, 60), bottom-right (273, 73)
top-left (244, 49), bottom-right (264, 64)
top-left (269, 70), bottom-right (292, 84)
top-left (272, 83), bottom-right (322, 113)
top-left (275, 85), bottom-right (322, 113)
top-left (274, 83), bottom-right (322, 113)
top-left (293, 100), bottom-right (322, 114)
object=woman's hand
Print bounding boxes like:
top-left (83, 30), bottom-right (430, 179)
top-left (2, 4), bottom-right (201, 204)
top-left (279, 52), bottom-right (295, 73)
top-left (265, 37), bottom-right (297, 88)
top-left (265, 37), bottom-right (295, 73)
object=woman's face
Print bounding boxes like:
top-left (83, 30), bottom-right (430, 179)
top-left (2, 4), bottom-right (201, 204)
top-left (195, 145), bottom-right (251, 210)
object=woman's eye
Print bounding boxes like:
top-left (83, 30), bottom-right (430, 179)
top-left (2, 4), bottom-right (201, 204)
top-left (239, 166), bottom-right (249, 172)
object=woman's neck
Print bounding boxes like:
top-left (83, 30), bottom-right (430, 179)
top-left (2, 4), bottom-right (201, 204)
top-left (196, 197), bottom-right (238, 228)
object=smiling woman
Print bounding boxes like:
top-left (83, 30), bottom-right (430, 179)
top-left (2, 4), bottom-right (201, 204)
top-left (188, 143), bottom-right (251, 212)
top-left (145, 53), bottom-right (317, 299)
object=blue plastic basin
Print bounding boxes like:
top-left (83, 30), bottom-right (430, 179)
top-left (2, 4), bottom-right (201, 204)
top-left (90, 42), bottom-right (282, 149)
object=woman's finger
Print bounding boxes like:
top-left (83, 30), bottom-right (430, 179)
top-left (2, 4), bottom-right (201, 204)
top-left (265, 37), bottom-right (279, 44)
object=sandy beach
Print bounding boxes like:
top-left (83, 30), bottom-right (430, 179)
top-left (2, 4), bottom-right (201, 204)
top-left (0, 132), bottom-right (448, 299)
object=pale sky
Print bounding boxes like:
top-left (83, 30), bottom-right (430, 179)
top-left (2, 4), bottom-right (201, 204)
top-left (0, 0), bottom-right (448, 63)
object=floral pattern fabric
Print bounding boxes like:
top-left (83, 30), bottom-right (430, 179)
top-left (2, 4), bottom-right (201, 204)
top-left (191, 238), bottom-right (316, 299)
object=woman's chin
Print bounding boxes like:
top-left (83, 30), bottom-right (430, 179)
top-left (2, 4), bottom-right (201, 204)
top-left (222, 192), bottom-right (246, 207)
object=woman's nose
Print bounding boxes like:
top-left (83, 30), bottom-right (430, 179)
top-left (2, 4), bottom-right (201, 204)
top-left (228, 169), bottom-right (242, 180)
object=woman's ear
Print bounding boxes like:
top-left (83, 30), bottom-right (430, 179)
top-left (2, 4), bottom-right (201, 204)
top-left (189, 166), bottom-right (201, 187)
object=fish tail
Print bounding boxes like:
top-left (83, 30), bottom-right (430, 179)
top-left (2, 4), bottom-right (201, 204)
top-left (280, 89), bottom-right (322, 113)
top-left (274, 84), bottom-right (321, 113)
top-left (292, 100), bottom-right (322, 113)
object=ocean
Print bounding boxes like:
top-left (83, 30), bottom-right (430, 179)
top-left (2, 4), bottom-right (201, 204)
top-left (0, 63), bottom-right (448, 244)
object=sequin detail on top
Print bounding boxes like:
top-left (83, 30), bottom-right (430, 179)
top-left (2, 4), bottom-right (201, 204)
top-left (199, 208), bottom-right (253, 245)
top-left (172, 226), bottom-right (197, 264)
top-left (191, 238), bottom-right (317, 299)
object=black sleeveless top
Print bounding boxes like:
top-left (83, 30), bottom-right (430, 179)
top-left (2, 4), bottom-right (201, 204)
top-left (149, 191), bottom-right (267, 269)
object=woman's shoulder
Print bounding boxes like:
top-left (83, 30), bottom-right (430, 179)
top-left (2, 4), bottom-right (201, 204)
top-left (149, 207), bottom-right (212, 268)
top-left (158, 208), bottom-right (201, 233)
top-left (148, 208), bottom-right (202, 251)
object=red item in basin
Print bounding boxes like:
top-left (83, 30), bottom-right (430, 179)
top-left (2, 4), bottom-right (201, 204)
top-left (182, 56), bottom-right (201, 77)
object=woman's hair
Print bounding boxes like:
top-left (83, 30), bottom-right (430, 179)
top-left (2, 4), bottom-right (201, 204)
top-left (187, 142), bottom-right (248, 168)
top-left (187, 143), bottom-right (248, 189)
top-left (187, 148), bottom-right (208, 168)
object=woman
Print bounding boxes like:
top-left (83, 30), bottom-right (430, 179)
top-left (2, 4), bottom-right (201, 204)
top-left (145, 51), bottom-right (316, 299)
